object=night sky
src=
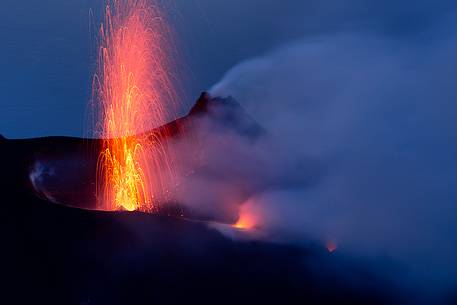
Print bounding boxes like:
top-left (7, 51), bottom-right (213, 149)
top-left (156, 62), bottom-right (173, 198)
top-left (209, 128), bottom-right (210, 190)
top-left (2, 1), bottom-right (457, 301)
top-left (1, 0), bottom-right (456, 138)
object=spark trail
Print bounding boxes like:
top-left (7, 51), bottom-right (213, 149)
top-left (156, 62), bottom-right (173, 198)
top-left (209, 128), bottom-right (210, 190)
top-left (93, 0), bottom-right (178, 212)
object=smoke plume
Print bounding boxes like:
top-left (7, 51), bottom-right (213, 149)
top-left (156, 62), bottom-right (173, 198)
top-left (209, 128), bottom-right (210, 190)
top-left (177, 22), bottom-right (457, 301)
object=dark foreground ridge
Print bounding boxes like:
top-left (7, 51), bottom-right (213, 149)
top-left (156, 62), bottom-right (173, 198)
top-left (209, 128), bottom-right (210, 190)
top-left (0, 94), bottom-right (396, 305)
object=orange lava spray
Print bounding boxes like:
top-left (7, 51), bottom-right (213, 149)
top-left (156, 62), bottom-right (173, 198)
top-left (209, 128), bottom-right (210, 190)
top-left (93, 0), bottom-right (178, 212)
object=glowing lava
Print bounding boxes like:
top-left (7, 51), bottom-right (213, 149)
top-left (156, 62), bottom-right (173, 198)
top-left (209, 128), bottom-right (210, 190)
top-left (326, 241), bottom-right (337, 253)
top-left (93, 0), bottom-right (178, 211)
top-left (233, 212), bottom-right (256, 230)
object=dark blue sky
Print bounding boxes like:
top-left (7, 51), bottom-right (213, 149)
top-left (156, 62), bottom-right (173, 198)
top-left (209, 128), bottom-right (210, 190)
top-left (2, 0), bottom-right (457, 296)
top-left (0, 0), bottom-right (456, 138)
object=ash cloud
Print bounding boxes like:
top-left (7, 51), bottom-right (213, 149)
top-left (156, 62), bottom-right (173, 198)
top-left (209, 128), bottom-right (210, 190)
top-left (174, 11), bottom-right (457, 302)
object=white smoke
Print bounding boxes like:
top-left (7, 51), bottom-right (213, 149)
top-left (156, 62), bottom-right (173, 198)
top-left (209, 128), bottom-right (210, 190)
top-left (200, 31), bottom-right (457, 299)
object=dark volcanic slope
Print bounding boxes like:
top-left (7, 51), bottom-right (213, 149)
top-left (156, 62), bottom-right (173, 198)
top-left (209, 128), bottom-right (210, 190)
top-left (2, 198), bottom-right (394, 305)
top-left (0, 94), bottom-right (396, 305)
top-left (2, 92), bottom-right (264, 211)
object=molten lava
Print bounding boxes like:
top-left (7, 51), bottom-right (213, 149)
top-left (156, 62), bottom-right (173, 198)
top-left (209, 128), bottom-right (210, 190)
top-left (233, 212), bottom-right (256, 230)
top-left (93, 0), bottom-right (178, 212)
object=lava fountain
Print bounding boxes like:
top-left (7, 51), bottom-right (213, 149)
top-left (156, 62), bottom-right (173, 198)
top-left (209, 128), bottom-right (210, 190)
top-left (93, 0), bottom-right (178, 212)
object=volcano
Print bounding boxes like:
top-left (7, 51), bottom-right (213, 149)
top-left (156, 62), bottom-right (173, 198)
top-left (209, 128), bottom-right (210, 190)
top-left (0, 94), bottom-right (394, 305)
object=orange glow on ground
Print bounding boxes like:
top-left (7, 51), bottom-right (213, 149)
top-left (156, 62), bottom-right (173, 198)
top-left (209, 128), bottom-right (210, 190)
top-left (233, 212), bottom-right (256, 230)
top-left (93, 0), bottom-right (178, 212)
top-left (326, 241), bottom-right (337, 253)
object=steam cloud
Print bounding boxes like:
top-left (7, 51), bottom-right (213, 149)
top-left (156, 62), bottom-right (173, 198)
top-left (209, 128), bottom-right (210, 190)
top-left (177, 20), bottom-right (457, 301)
